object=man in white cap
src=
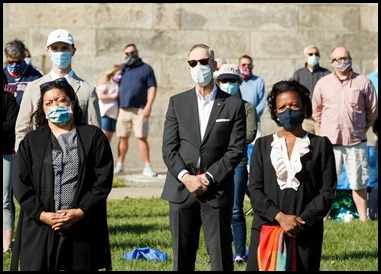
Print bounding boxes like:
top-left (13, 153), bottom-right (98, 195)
top-left (15, 28), bottom-right (101, 150)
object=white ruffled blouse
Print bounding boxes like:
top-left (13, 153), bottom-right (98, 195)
top-left (270, 133), bottom-right (310, 191)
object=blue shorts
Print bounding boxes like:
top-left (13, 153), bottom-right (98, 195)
top-left (101, 116), bottom-right (117, 132)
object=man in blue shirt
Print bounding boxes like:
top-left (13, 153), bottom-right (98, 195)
top-left (114, 43), bottom-right (158, 177)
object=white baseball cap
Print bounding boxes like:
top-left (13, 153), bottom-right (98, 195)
top-left (217, 64), bottom-right (241, 80)
top-left (46, 29), bottom-right (74, 47)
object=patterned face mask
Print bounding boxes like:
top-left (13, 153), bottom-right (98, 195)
top-left (45, 105), bottom-right (73, 125)
top-left (7, 60), bottom-right (28, 77)
top-left (333, 58), bottom-right (352, 73)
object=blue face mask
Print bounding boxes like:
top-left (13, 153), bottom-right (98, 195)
top-left (7, 61), bottom-right (28, 76)
top-left (45, 105), bottom-right (73, 125)
top-left (307, 55), bottom-right (319, 67)
top-left (51, 51), bottom-right (72, 69)
top-left (220, 82), bottom-right (238, 95)
top-left (277, 108), bottom-right (305, 130)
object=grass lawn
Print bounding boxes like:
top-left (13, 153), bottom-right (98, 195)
top-left (3, 197), bottom-right (378, 271)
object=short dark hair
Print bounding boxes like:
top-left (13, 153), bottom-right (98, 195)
top-left (267, 79), bottom-right (312, 126)
top-left (4, 39), bottom-right (26, 59)
top-left (124, 43), bottom-right (137, 50)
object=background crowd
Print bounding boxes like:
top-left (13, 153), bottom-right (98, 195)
top-left (3, 26), bottom-right (378, 271)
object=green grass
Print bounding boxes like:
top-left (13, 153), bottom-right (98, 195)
top-left (3, 198), bottom-right (378, 271)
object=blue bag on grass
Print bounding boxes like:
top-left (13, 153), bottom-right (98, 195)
top-left (122, 247), bottom-right (168, 261)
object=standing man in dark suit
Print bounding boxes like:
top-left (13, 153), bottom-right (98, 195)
top-left (161, 43), bottom-right (246, 271)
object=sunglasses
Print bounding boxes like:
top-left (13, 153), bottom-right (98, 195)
top-left (187, 58), bottom-right (210, 68)
top-left (220, 79), bottom-right (238, 84)
top-left (308, 52), bottom-right (320, 56)
top-left (240, 63), bottom-right (253, 68)
top-left (7, 60), bottom-right (23, 65)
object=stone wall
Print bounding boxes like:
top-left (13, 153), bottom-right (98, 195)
top-left (3, 3), bottom-right (378, 173)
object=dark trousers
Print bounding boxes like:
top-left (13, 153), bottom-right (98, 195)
top-left (169, 194), bottom-right (233, 271)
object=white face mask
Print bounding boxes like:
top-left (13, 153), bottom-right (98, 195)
top-left (24, 57), bottom-right (32, 65)
top-left (219, 82), bottom-right (238, 95)
top-left (307, 55), bottom-right (319, 67)
top-left (190, 65), bottom-right (212, 87)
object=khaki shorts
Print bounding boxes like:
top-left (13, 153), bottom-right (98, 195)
top-left (333, 142), bottom-right (369, 190)
top-left (116, 107), bottom-right (148, 138)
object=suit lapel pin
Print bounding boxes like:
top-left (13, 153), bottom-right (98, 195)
top-left (217, 102), bottom-right (221, 107)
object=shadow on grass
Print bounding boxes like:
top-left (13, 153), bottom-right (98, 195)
top-left (322, 250), bottom-right (378, 260)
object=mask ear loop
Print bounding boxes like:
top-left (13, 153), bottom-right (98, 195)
top-left (68, 104), bottom-right (74, 114)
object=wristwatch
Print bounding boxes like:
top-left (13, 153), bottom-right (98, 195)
top-left (205, 173), bottom-right (214, 184)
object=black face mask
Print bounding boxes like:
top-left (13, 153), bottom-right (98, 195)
top-left (277, 108), bottom-right (305, 130)
top-left (124, 55), bottom-right (139, 67)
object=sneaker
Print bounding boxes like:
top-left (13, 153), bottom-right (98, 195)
top-left (114, 164), bottom-right (124, 174)
top-left (142, 165), bottom-right (157, 177)
top-left (234, 254), bottom-right (244, 264)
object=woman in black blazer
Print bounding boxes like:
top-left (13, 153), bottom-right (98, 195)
top-left (11, 78), bottom-right (113, 271)
top-left (246, 79), bottom-right (337, 271)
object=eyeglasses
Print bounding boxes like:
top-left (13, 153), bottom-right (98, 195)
top-left (187, 58), bottom-right (210, 68)
top-left (331, 57), bottom-right (349, 63)
top-left (125, 51), bottom-right (136, 56)
top-left (240, 63), bottom-right (253, 68)
top-left (308, 52), bottom-right (320, 56)
top-left (220, 79), bottom-right (238, 84)
top-left (40, 78), bottom-right (69, 91)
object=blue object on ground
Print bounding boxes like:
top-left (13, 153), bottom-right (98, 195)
top-left (122, 247), bottom-right (168, 261)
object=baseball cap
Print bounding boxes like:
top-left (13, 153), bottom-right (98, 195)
top-left (217, 64), bottom-right (241, 80)
top-left (46, 29), bottom-right (74, 47)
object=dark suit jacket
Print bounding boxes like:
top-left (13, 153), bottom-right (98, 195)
top-left (161, 86), bottom-right (246, 207)
top-left (248, 133), bottom-right (337, 230)
top-left (11, 124), bottom-right (113, 271)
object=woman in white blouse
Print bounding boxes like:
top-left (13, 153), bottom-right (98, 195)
top-left (246, 79), bottom-right (337, 271)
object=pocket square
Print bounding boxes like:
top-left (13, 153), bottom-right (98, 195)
top-left (216, 118), bottom-right (230, 122)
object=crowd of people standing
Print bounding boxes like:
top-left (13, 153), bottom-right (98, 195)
top-left (3, 27), bottom-right (378, 271)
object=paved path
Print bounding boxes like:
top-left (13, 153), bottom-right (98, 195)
top-left (108, 173), bottom-right (166, 200)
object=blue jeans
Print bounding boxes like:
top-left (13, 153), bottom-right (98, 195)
top-left (3, 154), bottom-right (14, 230)
top-left (232, 163), bottom-right (248, 256)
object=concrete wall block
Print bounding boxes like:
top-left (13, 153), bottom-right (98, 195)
top-left (3, 3), bottom-right (378, 173)
top-left (154, 3), bottom-right (182, 30)
top-left (298, 5), bottom-right (360, 32)
top-left (360, 5), bottom-right (379, 32)
top-left (92, 3), bottom-right (154, 29)
top-left (210, 31), bottom-right (251, 59)
top-left (181, 4), bottom-right (298, 31)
